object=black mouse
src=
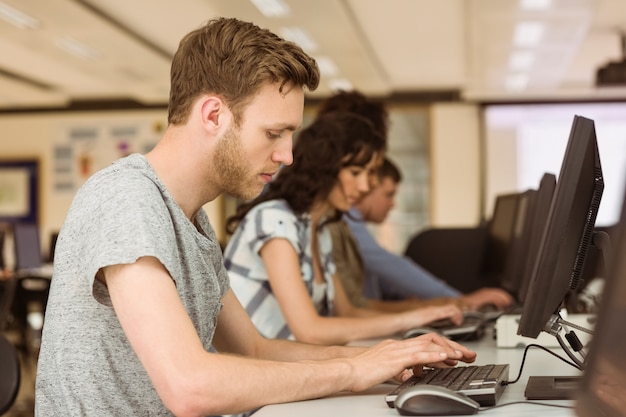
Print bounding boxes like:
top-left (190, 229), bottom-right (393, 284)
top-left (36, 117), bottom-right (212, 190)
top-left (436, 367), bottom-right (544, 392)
top-left (394, 385), bottom-right (480, 416)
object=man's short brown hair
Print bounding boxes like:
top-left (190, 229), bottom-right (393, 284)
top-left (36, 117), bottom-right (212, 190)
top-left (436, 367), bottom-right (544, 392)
top-left (168, 17), bottom-right (320, 125)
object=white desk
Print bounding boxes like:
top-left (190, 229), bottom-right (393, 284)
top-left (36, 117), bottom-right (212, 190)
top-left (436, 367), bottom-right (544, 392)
top-left (254, 327), bottom-right (579, 417)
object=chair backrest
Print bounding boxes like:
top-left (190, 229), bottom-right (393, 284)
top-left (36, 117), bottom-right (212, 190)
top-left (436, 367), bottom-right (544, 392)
top-left (0, 229), bottom-right (5, 270)
top-left (0, 332), bottom-right (20, 414)
top-left (0, 276), bottom-right (17, 330)
top-left (404, 226), bottom-right (488, 293)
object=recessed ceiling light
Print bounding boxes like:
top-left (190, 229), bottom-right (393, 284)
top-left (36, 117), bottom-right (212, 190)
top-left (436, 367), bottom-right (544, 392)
top-left (505, 73), bottom-right (529, 91)
top-left (279, 27), bottom-right (317, 52)
top-left (313, 56), bottom-right (338, 77)
top-left (328, 78), bottom-right (353, 92)
top-left (0, 1), bottom-right (39, 29)
top-left (520, 0), bottom-right (552, 10)
top-left (250, 0), bottom-right (290, 18)
top-left (509, 51), bottom-right (535, 70)
top-left (55, 37), bottom-right (99, 60)
top-left (514, 21), bottom-right (544, 47)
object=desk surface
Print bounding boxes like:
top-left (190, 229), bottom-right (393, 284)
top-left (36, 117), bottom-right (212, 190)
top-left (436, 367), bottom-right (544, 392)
top-left (254, 327), bottom-right (579, 417)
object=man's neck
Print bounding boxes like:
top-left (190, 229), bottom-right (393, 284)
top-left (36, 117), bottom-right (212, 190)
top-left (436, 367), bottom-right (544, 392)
top-left (146, 127), bottom-right (221, 220)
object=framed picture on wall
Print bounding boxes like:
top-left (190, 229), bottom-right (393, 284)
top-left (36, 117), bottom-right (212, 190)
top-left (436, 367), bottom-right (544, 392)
top-left (0, 159), bottom-right (39, 224)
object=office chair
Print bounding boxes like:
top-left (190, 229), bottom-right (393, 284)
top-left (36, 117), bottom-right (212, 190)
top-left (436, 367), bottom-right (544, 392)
top-left (47, 231), bottom-right (59, 263)
top-left (404, 226), bottom-right (489, 293)
top-left (12, 275), bottom-right (50, 352)
top-left (0, 276), bottom-right (17, 331)
top-left (0, 229), bottom-right (5, 270)
top-left (0, 332), bottom-right (21, 415)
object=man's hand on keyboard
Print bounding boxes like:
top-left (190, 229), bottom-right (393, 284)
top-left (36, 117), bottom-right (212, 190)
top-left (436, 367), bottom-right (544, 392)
top-left (346, 333), bottom-right (477, 392)
top-left (408, 333), bottom-right (477, 372)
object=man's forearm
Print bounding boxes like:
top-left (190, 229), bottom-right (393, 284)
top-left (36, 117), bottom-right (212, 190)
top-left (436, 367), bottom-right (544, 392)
top-left (257, 337), bottom-right (366, 362)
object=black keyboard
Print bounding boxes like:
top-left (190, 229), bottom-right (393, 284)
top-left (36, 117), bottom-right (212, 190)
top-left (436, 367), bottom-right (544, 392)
top-left (385, 364), bottom-right (509, 407)
top-left (427, 314), bottom-right (487, 341)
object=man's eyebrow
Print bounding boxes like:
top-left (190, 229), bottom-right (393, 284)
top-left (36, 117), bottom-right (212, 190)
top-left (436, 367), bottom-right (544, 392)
top-left (270, 123), bottom-right (300, 132)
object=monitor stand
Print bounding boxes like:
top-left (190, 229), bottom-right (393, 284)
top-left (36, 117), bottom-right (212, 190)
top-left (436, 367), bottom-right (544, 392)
top-left (523, 230), bottom-right (611, 401)
top-left (525, 375), bottom-right (581, 400)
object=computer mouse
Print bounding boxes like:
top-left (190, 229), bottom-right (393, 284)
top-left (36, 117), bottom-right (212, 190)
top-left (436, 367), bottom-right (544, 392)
top-left (394, 385), bottom-right (480, 416)
top-left (402, 327), bottom-right (439, 339)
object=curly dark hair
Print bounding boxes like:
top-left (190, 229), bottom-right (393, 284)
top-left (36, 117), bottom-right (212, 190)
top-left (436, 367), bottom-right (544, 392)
top-left (226, 112), bottom-right (386, 233)
top-left (316, 90), bottom-right (389, 139)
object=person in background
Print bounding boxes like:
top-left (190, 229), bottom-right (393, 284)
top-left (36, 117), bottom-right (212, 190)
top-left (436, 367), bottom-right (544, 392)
top-left (316, 91), bottom-right (512, 312)
top-left (35, 18), bottom-right (476, 417)
top-left (315, 90), bottom-right (389, 185)
top-left (224, 112), bottom-right (465, 346)
top-left (341, 156), bottom-right (514, 311)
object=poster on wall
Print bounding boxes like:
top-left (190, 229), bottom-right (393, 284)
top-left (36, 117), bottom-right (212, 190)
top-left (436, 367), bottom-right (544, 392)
top-left (54, 120), bottom-right (161, 193)
top-left (0, 159), bottom-right (39, 224)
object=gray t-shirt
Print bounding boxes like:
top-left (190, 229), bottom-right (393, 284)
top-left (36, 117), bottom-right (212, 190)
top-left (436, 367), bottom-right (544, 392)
top-left (35, 154), bottom-right (230, 416)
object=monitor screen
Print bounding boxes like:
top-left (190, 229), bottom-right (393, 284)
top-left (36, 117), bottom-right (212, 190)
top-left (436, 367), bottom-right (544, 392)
top-left (576, 181), bottom-right (626, 417)
top-left (515, 173), bottom-right (557, 304)
top-left (518, 115), bottom-right (604, 339)
top-left (13, 222), bottom-right (42, 270)
top-left (499, 173), bottom-right (558, 302)
top-left (498, 189), bottom-right (534, 297)
top-left (481, 192), bottom-right (522, 286)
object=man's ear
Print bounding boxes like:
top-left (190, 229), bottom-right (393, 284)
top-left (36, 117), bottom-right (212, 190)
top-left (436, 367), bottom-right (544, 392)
top-left (199, 95), bottom-right (230, 133)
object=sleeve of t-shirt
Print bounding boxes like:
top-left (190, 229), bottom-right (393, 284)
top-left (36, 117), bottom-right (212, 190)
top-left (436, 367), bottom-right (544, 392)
top-left (346, 216), bottom-right (462, 299)
top-left (75, 169), bottom-right (180, 301)
top-left (248, 204), bottom-right (301, 258)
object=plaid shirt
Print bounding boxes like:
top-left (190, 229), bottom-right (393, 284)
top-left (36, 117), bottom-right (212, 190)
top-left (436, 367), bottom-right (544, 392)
top-left (223, 199), bottom-right (335, 339)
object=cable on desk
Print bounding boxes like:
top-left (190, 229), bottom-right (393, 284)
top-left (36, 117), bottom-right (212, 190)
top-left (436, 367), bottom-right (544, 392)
top-left (504, 343), bottom-right (582, 385)
top-left (556, 332), bottom-right (584, 369)
top-left (479, 400), bottom-right (574, 412)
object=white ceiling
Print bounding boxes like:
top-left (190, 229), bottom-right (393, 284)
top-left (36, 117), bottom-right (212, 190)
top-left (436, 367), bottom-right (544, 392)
top-left (1, 0), bottom-right (625, 110)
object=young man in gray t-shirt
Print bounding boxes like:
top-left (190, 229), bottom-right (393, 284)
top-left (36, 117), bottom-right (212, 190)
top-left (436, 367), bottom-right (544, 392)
top-left (35, 17), bottom-right (476, 417)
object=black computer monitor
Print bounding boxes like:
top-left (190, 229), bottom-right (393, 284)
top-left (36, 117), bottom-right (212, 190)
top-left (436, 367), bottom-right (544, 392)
top-left (518, 115), bottom-right (604, 339)
top-left (576, 181), bottom-right (626, 417)
top-left (498, 189), bottom-right (534, 298)
top-left (13, 222), bottom-right (43, 271)
top-left (516, 115), bottom-right (605, 400)
top-left (481, 192), bottom-right (522, 287)
top-left (515, 173), bottom-right (557, 304)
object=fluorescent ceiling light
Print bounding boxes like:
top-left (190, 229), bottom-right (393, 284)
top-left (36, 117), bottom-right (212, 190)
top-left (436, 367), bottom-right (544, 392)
top-left (314, 56), bottom-right (338, 77)
top-left (509, 51), bottom-right (535, 70)
top-left (505, 73), bottom-right (529, 91)
top-left (250, 0), bottom-right (290, 17)
top-left (0, 1), bottom-right (39, 29)
top-left (514, 21), bottom-right (544, 47)
top-left (328, 78), bottom-right (353, 92)
top-left (55, 37), bottom-right (99, 60)
top-left (280, 27), bottom-right (317, 52)
top-left (520, 0), bottom-right (552, 10)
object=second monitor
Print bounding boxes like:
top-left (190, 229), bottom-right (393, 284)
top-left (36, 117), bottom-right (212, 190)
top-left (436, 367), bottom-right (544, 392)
top-left (517, 114), bottom-right (606, 400)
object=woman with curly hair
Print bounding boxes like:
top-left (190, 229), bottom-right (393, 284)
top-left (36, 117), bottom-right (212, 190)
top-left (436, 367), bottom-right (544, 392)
top-left (224, 112), bottom-right (463, 345)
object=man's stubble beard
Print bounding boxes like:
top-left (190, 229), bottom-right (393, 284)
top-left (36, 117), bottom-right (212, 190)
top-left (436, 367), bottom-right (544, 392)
top-left (213, 125), bottom-right (260, 200)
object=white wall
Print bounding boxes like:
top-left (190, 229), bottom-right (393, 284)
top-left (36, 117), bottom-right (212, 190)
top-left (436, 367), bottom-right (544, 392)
top-left (0, 109), bottom-right (223, 265)
top-left (0, 103), bottom-right (484, 264)
top-left (429, 103), bottom-right (482, 227)
top-left (484, 103), bottom-right (626, 226)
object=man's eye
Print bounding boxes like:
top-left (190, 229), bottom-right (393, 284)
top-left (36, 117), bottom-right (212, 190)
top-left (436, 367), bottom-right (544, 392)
top-left (267, 131), bottom-right (281, 139)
